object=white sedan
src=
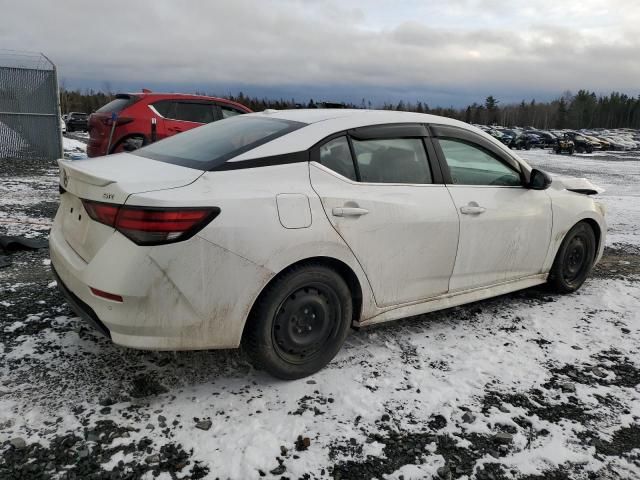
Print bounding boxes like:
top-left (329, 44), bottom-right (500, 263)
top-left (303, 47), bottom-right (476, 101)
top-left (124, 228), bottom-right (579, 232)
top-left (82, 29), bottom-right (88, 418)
top-left (50, 110), bottom-right (606, 379)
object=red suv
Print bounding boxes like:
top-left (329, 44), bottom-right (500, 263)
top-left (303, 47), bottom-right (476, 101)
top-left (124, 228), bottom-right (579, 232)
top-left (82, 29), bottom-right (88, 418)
top-left (87, 92), bottom-right (252, 157)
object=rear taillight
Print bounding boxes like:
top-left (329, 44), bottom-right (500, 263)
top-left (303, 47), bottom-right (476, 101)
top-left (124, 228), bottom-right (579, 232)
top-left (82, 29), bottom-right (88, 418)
top-left (100, 117), bottom-right (134, 126)
top-left (81, 200), bottom-right (219, 246)
top-left (82, 201), bottom-right (119, 226)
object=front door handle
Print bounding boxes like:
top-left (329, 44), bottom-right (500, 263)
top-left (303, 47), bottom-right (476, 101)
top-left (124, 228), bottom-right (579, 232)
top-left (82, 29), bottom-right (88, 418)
top-left (332, 207), bottom-right (369, 217)
top-left (460, 204), bottom-right (486, 215)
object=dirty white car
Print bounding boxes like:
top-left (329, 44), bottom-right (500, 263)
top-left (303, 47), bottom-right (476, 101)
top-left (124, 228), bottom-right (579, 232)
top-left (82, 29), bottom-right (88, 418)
top-left (50, 110), bottom-right (606, 379)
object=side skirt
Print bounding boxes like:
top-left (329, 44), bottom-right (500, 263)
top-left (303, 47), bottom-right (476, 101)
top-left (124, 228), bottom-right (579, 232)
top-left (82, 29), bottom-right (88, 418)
top-left (358, 274), bottom-right (548, 327)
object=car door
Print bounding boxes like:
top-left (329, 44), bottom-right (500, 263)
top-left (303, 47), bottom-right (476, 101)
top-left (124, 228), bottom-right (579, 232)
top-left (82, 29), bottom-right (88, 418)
top-left (431, 124), bottom-right (552, 292)
top-left (309, 125), bottom-right (460, 307)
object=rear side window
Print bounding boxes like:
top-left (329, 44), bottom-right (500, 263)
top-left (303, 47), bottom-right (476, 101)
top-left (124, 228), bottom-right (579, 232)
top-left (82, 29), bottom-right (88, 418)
top-left (96, 96), bottom-right (138, 114)
top-left (133, 115), bottom-right (305, 170)
top-left (319, 137), bottom-right (357, 180)
top-left (352, 138), bottom-right (432, 184)
top-left (151, 100), bottom-right (175, 118)
top-left (174, 102), bottom-right (215, 123)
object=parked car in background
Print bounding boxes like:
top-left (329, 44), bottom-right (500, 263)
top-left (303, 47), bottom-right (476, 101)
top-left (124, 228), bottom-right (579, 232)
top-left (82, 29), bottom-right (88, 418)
top-left (65, 112), bottom-right (89, 132)
top-left (508, 132), bottom-right (543, 150)
top-left (60, 117), bottom-right (66, 135)
top-left (533, 130), bottom-right (558, 148)
top-left (51, 109), bottom-right (605, 378)
top-left (601, 135), bottom-right (628, 151)
top-left (87, 92), bottom-right (252, 157)
top-left (564, 132), bottom-right (596, 153)
top-left (582, 134), bottom-right (606, 151)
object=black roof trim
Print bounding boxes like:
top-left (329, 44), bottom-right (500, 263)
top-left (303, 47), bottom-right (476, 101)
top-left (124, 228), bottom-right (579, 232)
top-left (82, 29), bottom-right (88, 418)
top-left (209, 151), bottom-right (309, 171)
top-left (349, 123), bottom-right (429, 140)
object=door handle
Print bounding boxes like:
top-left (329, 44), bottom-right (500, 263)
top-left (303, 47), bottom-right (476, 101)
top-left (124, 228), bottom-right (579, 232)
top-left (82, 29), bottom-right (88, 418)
top-left (332, 207), bottom-right (369, 217)
top-left (460, 205), bottom-right (486, 215)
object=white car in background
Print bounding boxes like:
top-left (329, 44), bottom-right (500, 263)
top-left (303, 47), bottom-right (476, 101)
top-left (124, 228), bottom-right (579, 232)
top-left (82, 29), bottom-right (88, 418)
top-left (50, 110), bottom-right (606, 379)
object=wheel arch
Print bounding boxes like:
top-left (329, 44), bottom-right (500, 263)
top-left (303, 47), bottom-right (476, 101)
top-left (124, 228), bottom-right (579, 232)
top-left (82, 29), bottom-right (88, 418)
top-left (581, 217), bottom-right (602, 260)
top-left (552, 216), bottom-right (603, 266)
top-left (109, 133), bottom-right (148, 154)
top-left (242, 256), bottom-right (364, 341)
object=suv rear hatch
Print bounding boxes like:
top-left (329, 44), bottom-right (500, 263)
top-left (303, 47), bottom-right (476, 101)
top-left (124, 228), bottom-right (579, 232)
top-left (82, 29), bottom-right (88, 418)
top-left (57, 154), bottom-right (203, 262)
top-left (88, 94), bottom-right (140, 156)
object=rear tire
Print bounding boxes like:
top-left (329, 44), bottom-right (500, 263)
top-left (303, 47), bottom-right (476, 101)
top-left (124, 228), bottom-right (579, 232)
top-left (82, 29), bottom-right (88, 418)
top-left (111, 135), bottom-right (146, 154)
top-left (548, 222), bottom-right (596, 293)
top-left (242, 263), bottom-right (353, 379)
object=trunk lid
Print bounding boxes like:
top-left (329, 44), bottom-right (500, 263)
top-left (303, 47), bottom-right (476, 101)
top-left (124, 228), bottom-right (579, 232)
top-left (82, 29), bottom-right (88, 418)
top-left (57, 154), bottom-right (204, 261)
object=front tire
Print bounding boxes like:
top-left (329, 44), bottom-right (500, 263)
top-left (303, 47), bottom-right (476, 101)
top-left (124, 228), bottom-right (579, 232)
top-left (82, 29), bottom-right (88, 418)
top-left (242, 263), bottom-right (353, 379)
top-left (548, 222), bottom-right (596, 293)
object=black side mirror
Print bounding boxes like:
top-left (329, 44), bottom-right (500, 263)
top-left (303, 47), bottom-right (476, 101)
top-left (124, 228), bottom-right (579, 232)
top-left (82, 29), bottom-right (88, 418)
top-left (529, 168), bottom-right (552, 190)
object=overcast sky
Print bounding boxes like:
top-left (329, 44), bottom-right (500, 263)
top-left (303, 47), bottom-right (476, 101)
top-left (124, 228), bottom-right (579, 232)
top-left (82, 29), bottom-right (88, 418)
top-left (1, 0), bottom-right (639, 107)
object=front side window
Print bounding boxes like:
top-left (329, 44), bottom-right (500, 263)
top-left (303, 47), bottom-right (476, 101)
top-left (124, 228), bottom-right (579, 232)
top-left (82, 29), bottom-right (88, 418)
top-left (319, 137), bottom-right (357, 180)
top-left (438, 138), bottom-right (521, 186)
top-left (133, 115), bottom-right (305, 170)
top-left (352, 138), bottom-right (432, 184)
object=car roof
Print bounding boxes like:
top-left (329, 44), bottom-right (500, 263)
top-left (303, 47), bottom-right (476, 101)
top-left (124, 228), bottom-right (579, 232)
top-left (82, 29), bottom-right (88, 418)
top-left (250, 108), bottom-right (468, 127)
top-left (232, 109), bottom-right (524, 167)
top-left (119, 92), bottom-right (251, 110)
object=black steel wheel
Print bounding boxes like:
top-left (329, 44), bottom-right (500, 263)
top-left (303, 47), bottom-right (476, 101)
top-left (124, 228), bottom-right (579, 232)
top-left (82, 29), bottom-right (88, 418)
top-left (549, 222), bottom-right (596, 293)
top-left (242, 263), bottom-right (353, 379)
top-left (272, 284), bottom-right (340, 365)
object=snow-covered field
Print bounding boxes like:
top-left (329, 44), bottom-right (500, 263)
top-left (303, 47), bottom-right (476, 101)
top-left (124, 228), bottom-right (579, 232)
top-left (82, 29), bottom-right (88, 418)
top-left (0, 147), bottom-right (639, 479)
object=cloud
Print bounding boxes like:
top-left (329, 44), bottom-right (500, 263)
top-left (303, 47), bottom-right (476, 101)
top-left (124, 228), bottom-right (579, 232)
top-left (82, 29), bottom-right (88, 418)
top-left (0, 0), bottom-right (638, 105)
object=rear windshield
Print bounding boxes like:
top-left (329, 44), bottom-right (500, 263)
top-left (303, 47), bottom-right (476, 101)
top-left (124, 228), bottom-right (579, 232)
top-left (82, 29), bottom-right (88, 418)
top-left (133, 115), bottom-right (305, 170)
top-left (96, 96), bottom-right (139, 114)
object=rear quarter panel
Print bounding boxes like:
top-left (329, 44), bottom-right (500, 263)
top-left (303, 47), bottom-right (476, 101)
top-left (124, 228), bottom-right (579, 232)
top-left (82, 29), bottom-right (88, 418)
top-left (125, 162), bottom-right (377, 340)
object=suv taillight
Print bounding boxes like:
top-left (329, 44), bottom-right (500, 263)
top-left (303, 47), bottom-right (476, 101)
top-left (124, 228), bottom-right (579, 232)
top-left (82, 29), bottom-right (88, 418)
top-left (82, 200), bottom-right (220, 245)
top-left (100, 117), bottom-right (134, 126)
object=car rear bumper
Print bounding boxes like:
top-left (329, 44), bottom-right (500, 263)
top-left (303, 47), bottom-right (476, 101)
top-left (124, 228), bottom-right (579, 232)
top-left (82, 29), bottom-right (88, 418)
top-left (49, 210), bottom-right (272, 351)
top-left (52, 266), bottom-right (111, 338)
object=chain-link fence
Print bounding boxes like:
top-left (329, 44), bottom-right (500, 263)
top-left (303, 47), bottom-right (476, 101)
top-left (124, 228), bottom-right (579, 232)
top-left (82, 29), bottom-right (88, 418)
top-left (0, 50), bottom-right (63, 162)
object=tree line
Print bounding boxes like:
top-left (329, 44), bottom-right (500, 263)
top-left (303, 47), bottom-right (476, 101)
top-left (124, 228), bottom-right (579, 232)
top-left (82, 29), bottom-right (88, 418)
top-left (60, 88), bottom-right (640, 130)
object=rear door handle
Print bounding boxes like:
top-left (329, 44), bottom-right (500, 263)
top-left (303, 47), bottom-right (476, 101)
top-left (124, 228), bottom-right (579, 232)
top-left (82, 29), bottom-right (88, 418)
top-left (332, 207), bottom-right (369, 217)
top-left (460, 205), bottom-right (486, 215)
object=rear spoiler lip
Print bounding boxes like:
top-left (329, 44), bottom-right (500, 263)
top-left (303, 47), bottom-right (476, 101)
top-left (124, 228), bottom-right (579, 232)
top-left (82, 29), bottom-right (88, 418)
top-left (57, 159), bottom-right (116, 188)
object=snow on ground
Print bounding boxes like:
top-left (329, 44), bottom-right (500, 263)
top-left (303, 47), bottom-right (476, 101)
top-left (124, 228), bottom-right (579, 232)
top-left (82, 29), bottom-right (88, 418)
top-left (0, 148), bottom-right (639, 479)
top-left (63, 134), bottom-right (88, 160)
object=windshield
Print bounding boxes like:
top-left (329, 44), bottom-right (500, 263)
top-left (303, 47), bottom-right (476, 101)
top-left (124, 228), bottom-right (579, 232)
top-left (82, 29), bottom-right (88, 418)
top-left (133, 115), bottom-right (305, 170)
